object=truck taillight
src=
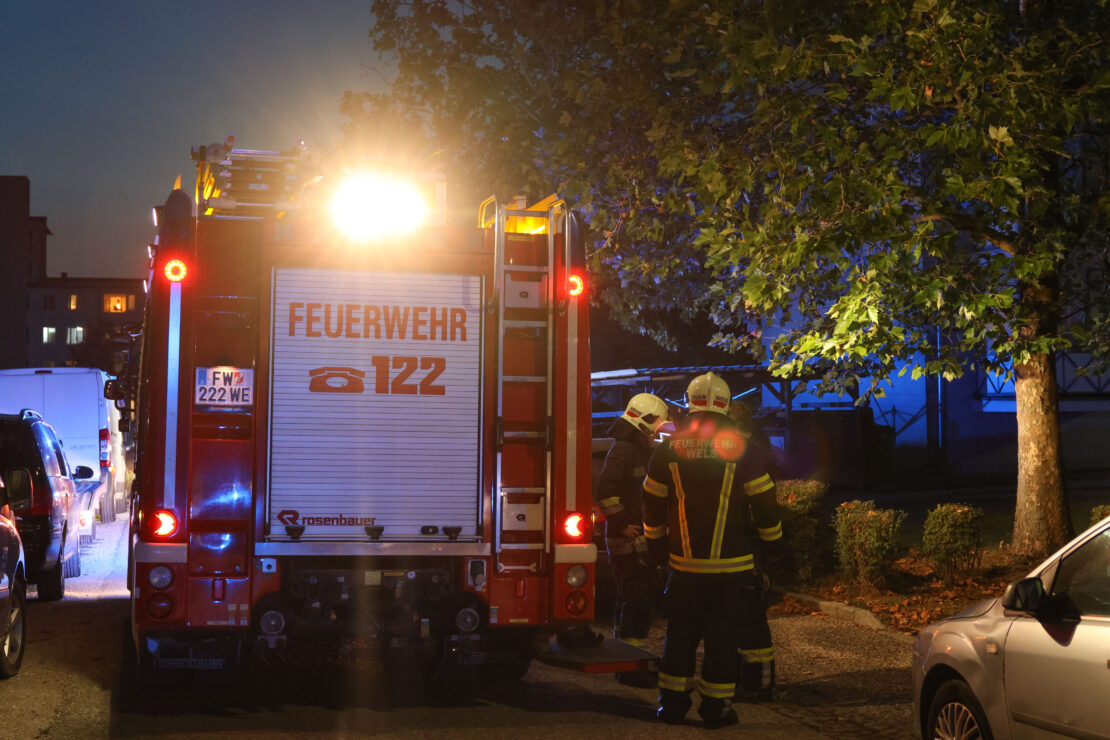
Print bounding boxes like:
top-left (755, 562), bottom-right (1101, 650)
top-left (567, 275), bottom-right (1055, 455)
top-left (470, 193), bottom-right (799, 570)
top-left (568, 273), bottom-right (585, 297)
top-left (164, 259), bottom-right (187, 282)
top-left (152, 510), bottom-right (177, 537)
top-left (563, 513), bottom-right (588, 541)
top-left (99, 427), bottom-right (110, 468)
top-left (565, 591), bottom-right (588, 615)
top-left (147, 593), bottom-right (173, 618)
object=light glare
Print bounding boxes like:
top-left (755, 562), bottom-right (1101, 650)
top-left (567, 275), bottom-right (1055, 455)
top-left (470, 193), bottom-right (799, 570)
top-left (329, 173), bottom-right (430, 241)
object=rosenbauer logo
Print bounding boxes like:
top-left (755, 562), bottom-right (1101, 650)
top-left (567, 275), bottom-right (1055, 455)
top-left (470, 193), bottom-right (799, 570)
top-left (277, 509), bottom-right (377, 527)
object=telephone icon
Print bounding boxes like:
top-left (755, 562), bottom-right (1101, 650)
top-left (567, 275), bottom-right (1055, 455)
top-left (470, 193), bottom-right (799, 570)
top-left (308, 366), bottom-right (366, 393)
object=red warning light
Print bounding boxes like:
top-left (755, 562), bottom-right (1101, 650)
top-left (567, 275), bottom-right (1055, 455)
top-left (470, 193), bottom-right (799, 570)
top-left (568, 274), bottom-right (585, 297)
top-left (164, 259), bottom-right (187, 282)
top-left (563, 512), bottom-right (587, 540)
top-left (152, 510), bottom-right (178, 537)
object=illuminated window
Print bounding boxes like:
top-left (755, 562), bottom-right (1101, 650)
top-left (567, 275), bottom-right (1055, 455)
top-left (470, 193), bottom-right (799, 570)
top-left (42, 327), bottom-right (56, 343)
top-left (66, 326), bottom-right (85, 345)
top-left (104, 294), bottom-right (126, 313)
top-left (68, 294), bottom-right (78, 310)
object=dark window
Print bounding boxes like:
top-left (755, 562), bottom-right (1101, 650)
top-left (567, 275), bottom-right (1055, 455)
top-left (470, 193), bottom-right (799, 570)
top-left (0, 422), bottom-right (45, 479)
top-left (1053, 528), bottom-right (1110, 617)
top-left (43, 294), bottom-right (55, 310)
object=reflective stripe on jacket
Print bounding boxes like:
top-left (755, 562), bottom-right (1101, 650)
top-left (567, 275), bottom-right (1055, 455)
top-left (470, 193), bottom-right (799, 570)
top-left (642, 412), bottom-right (782, 574)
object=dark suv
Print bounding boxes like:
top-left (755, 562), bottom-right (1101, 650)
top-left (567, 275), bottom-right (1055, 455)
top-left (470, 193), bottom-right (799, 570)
top-left (1, 469), bottom-right (30, 678)
top-left (0, 411), bottom-right (91, 601)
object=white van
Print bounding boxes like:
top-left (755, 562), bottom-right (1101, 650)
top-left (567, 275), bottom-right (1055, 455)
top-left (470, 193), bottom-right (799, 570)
top-left (0, 368), bottom-right (127, 541)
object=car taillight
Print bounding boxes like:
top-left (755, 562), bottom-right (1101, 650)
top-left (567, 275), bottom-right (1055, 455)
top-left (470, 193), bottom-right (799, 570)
top-left (563, 512), bottom-right (588, 541)
top-left (152, 510), bottom-right (177, 537)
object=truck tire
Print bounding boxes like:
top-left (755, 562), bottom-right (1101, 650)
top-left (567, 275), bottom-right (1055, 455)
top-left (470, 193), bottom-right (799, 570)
top-left (37, 551), bottom-right (65, 601)
top-left (99, 489), bottom-right (117, 524)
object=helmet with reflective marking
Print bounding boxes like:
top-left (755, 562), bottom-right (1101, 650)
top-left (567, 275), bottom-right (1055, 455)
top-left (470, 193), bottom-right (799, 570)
top-left (620, 393), bottom-right (669, 436)
top-left (686, 372), bottom-right (730, 415)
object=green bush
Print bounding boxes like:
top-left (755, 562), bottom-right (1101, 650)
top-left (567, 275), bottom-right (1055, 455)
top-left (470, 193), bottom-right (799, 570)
top-left (776, 480), bottom-right (830, 582)
top-left (834, 500), bottom-right (907, 586)
top-left (922, 503), bottom-right (984, 583)
top-left (1091, 504), bottom-right (1110, 526)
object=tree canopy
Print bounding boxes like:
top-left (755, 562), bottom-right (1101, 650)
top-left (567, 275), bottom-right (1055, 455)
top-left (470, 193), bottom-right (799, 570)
top-left (351, 0), bottom-right (1110, 555)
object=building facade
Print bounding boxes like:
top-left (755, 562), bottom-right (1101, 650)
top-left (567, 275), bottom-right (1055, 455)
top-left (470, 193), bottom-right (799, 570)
top-left (1, 175), bottom-right (145, 375)
top-left (27, 276), bottom-right (144, 374)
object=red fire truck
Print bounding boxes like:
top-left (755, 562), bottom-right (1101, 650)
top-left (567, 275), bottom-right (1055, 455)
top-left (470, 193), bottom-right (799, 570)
top-left (113, 142), bottom-right (652, 683)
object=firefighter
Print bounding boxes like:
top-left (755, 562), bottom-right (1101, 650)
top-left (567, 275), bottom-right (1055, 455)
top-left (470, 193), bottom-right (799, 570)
top-left (594, 392), bottom-right (668, 688)
top-left (643, 372), bottom-right (786, 729)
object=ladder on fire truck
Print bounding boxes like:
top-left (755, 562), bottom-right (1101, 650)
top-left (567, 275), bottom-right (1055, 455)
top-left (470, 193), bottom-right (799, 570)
top-left (483, 196), bottom-right (571, 574)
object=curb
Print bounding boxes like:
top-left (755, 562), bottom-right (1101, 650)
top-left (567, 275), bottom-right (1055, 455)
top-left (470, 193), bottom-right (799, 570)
top-left (778, 590), bottom-right (916, 643)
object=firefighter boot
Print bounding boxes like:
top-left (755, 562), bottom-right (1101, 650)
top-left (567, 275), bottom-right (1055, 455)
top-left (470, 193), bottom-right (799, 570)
top-left (735, 656), bottom-right (775, 702)
top-left (698, 697), bottom-right (739, 730)
top-left (656, 689), bottom-right (692, 725)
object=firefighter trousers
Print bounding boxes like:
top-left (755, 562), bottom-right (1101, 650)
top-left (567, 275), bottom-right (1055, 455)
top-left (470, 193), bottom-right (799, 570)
top-left (608, 550), bottom-right (654, 645)
top-left (738, 575), bottom-right (775, 695)
top-left (657, 569), bottom-right (755, 716)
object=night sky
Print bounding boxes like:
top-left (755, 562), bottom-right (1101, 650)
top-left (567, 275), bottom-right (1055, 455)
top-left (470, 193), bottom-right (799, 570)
top-left (0, 1), bottom-right (379, 279)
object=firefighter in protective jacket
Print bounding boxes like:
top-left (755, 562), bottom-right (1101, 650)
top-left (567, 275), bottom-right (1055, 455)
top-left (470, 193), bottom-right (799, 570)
top-left (642, 372), bottom-right (786, 728)
top-left (594, 392), bottom-right (668, 686)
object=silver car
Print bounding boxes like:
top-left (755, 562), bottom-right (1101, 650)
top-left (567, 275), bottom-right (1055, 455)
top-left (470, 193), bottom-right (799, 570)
top-left (913, 515), bottom-right (1110, 739)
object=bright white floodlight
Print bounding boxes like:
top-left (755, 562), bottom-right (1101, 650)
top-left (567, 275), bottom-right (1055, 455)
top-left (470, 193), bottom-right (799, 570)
top-left (328, 172), bottom-right (430, 241)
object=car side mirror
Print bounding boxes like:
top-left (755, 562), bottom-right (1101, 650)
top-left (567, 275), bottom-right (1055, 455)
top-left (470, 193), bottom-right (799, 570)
top-left (118, 418), bottom-right (130, 433)
top-left (104, 379), bottom-right (125, 401)
top-left (1002, 576), bottom-right (1046, 612)
top-left (2, 468), bottom-right (33, 510)
top-left (74, 465), bottom-right (95, 480)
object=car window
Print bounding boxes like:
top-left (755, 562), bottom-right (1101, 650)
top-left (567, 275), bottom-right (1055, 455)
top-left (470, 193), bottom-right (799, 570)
top-left (1052, 527), bottom-right (1110, 617)
top-left (0, 422), bottom-right (44, 477)
top-left (31, 423), bottom-right (63, 478)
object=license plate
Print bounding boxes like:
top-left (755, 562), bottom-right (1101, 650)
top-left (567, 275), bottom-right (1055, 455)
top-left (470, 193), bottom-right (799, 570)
top-left (195, 367), bottom-right (254, 408)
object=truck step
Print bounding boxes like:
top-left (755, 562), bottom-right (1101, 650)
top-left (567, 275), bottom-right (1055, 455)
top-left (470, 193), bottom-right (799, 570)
top-left (536, 636), bottom-right (660, 674)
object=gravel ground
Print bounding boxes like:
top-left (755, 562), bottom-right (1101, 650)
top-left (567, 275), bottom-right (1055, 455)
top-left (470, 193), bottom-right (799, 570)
top-left (630, 606), bottom-right (917, 739)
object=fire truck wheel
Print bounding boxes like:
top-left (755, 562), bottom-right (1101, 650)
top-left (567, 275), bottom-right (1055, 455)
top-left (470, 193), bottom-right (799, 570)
top-left (37, 548), bottom-right (66, 602)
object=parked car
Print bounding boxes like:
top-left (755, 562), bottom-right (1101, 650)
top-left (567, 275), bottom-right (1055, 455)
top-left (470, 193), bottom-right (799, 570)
top-left (0, 368), bottom-right (128, 540)
top-left (1, 468), bottom-right (30, 678)
top-left (914, 515), bottom-right (1110, 739)
top-left (0, 410), bottom-right (90, 601)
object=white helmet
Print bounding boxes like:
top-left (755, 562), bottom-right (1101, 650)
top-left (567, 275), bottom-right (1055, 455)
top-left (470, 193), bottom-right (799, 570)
top-left (686, 372), bottom-right (731, 415)
top-left (620, 393), bottom-right (669, 436)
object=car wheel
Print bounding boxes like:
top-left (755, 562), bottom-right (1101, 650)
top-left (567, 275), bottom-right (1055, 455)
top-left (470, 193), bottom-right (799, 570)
top-left (0, 583), bottom-right (26, 678)
top-left (64, 543), bottom-right (81, 579)
top-left (927, 679), bottom-right (993, 740)
top-left (38, 549), bottom-right (66, 602)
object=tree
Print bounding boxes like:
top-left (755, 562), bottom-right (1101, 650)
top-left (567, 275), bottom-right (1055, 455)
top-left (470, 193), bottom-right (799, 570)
top-left (353, 0), bottom-right (1110, 558)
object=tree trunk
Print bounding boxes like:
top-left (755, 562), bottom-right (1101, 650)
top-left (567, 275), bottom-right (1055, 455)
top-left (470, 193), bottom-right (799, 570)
top-left (1011, 352), bottom-right (1071, 559)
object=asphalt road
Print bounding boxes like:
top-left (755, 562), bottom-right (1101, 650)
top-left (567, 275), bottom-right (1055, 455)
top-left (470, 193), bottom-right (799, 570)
top-left (4, 519), bottom-right (917, 739)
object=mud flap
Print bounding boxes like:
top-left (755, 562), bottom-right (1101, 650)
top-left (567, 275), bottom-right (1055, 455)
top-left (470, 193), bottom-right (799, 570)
top-left (536, 636), bottom-right (659, 674)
